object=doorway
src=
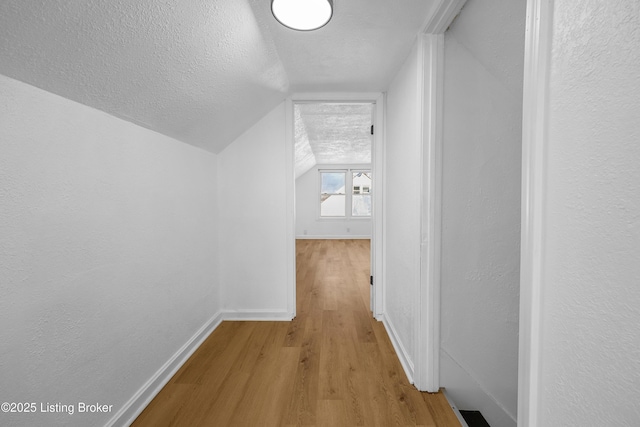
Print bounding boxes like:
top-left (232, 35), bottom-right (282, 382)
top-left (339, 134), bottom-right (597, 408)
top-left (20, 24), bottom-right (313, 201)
top-left (285, 94), bottom-right (384, 318)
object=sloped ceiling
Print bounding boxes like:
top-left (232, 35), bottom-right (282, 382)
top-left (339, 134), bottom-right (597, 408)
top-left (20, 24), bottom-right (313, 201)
top-left (294, 103), bottom-right (372, 178)
top-left (0, 0), bottom-right (435, 153)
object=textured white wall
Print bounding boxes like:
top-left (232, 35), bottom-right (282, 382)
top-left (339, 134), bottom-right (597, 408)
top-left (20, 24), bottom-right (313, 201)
top-left (384, 40), bottom-right (422, 370)
top-left (217, 103), bottom-right (290, 316)
top-left (439, 0), bottom-right (525, 426)
top-left (0, 75), bottom-right (219, 427)
top-left (538, 1), bottom-right (640, 425)
top-left (296, 165), bottom-right (372, 239)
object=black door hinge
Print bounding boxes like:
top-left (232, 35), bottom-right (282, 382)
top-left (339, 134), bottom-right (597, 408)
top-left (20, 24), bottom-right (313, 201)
top-left (370, 125), bottom-right (374, 135)
top-left (370, 275), bottom-right (373, 286)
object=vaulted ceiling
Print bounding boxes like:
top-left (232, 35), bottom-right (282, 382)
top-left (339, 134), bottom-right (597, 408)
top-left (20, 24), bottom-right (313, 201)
top-left (0, 0), bottom-right (436, 153)
top-left (294, 103), bottom-right (372, 178)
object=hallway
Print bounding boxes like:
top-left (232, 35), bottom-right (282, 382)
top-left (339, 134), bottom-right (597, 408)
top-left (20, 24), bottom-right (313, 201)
top-left (132, 239), bottom-right (460, 426)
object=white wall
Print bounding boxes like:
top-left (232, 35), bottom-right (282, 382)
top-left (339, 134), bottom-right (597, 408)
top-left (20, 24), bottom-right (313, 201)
top-left (217, 102), bottom-right (291, 318)
top-left (439, 0), bottom-right (525, 426)
top-left (384, 40), bottom-right (422, 375)
top-left (0, 75), bottom-right (219, 427)
top-left (535, 1), bottom-right (640, 425)
top-left (296, 164), bottom-right (372, 239)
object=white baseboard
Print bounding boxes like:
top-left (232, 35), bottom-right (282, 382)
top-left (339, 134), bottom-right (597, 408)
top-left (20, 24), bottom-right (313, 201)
top-left (440, 349), bottom-right (517, 427)
top-left (222, 309), bottom-right (295, 321)
top-left (104, 309), bottom-right (295, 427)
top-left (105, 312), bottom-right (223, 427)
top-left (296, 235), bottom-right (371, 240)
top-left (380, 314), bottom-right (415, 385)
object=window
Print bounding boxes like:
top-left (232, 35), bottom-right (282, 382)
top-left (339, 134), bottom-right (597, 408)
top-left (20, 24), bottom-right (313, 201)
top-left (320, 171), bottom-right (346, 216)
top-left (320, 169), bottom-right (371, 218)
top-left (351, 171), bottom-right (372, 216)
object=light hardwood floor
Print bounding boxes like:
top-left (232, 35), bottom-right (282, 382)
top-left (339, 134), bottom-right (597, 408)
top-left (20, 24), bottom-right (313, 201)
top-left (132, 239), bottom-right (461, 426)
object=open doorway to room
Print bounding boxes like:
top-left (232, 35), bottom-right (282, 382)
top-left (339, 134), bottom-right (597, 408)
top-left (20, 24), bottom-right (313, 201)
top-left (292, 101), bottom-right (377, 314)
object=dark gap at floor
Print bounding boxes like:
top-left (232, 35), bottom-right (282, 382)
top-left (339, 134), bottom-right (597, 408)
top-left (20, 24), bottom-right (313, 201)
top-left (460, 410), bottom-right (491, 427)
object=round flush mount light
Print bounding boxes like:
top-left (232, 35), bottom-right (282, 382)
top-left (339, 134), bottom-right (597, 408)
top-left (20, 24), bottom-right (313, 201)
top-left (271, 0), bottom-right (333, 31)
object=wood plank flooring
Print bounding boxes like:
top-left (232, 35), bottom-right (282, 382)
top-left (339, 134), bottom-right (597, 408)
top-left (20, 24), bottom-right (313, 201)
top-left (132, 239), bottom-right (461, 427)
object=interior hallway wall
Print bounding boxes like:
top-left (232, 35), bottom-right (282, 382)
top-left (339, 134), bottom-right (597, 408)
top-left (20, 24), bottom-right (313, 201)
top-left (0, 74), bottom-right (219, 427)
top-left (439, 0), bottom-right (526, 426)
top-left (383, 39), bottom-right (422, 375)
top-left (535, 1), bottom-right (640, 425)
top-left (217, 102), bottom-right (290, 317)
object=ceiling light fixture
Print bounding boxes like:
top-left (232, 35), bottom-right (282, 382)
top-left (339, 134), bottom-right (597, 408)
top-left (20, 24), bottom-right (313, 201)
top-left (271, 0), bottom-right (333, 31)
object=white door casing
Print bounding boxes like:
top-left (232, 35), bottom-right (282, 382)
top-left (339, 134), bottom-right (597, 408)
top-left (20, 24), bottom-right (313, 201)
top-left (286, 93), bottom-right (385, 320)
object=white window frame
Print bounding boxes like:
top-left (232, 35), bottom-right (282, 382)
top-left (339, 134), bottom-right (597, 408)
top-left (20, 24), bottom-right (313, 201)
top-left (318, 168), bottom-right (371, 219)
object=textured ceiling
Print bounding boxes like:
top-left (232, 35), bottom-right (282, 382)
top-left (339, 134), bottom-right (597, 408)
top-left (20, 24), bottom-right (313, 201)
top-left (251, 0), bottom-right (435, 92)
top-left (294, 103), bottom-right (372, 178)
top-left (0, 0), bottom-right (435, 153)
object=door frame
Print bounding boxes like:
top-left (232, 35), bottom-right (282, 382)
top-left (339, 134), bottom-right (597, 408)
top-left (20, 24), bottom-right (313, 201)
top-left (517, 0), bottom-right (553, 424)
top-left (285, 93), bottom-right (385, 319)
top-left (415, 0), bottom-right (467, 393)
top-left (415, 33), bottom-right (444, 393)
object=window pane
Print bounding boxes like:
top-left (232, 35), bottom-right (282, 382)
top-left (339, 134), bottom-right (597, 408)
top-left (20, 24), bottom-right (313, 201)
top-left (321, 172), bottom-right (345, 194)
top-left (352, 171), bottom-right (372, 217)
top-left (352, 194), bottom-right (371, 216)
top-left (321, 194), bottom-right (346, 216)
top-left (352, 172), bottom-right (371, 194)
